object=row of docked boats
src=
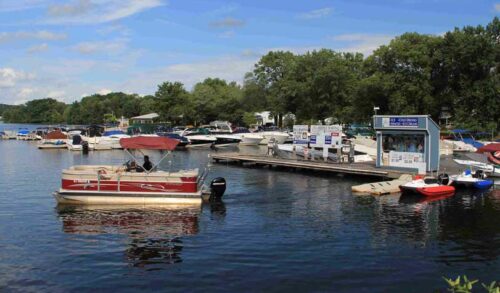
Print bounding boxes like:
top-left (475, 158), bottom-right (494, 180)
top-left (35, 123), bottom-right (294, 150)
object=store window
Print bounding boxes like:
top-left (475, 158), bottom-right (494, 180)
top-left (382, 134), bottom-right (424, 153)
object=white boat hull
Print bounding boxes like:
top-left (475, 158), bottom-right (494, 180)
top-left (259, 132), bottom-right (289, 145)
top-left (238, 134), bottom-right (264, 146)
top-left (54, 190), bottom-right (203, 205)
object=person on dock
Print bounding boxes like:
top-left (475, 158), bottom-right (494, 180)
top-left (267, 137), bottom-right (276, 156)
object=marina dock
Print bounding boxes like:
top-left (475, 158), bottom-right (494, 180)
top-left (211, 152), bottom-right (410, 179)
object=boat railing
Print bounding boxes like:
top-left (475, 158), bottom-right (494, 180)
top-left (197, 167), bottom-right (209, 189)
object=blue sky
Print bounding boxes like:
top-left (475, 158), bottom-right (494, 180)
top-left (0, 0), bottom-right (498, 104)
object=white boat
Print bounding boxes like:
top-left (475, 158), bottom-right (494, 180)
top-left (213, 134), bottom-right (241, 146)
top-left (54, 136), bottom-right (227, 205)
top-left (238, 133), bottom-right (264, 145)
top-left (0, 130), bottom-right (16, 140)
top-left (230, 127), bottom-right (264, 145)
top-left (450, 170), bottom-right (494, 189)
top-left (185, 135), bottom-right (217, 147)
top-left (181, 128), bottom-right (217, 147)
top-left (85, 136), bottom-right (113, 151)
top-left (38, 140), bottom-right (67, 149)
top-left (453, 159), bottom-right (500, 177)
top-left (258, 131), bottom-right (289, 145)
top-left (38, 130), bottom-right (68, 149)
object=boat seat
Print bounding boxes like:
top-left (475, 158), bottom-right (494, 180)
top-left (424, 178), bottom-right (438, 184)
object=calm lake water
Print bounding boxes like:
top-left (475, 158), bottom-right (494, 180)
top-left (1, 124), bottom-right (499, 292)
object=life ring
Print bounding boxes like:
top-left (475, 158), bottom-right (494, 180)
top-left (97, 169), bottom-right (110, 179)
top-left (98, 169), bottom-right (107, 175)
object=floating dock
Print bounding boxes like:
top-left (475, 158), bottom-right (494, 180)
top-left (211, 152), bottom-right (410, 179)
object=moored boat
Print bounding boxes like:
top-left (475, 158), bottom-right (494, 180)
top-left (450, 169), bottom-right (494, 190)
top-left (415, 186), bottom-right (455, 197)
top-left (157, 132), bottom-right (190, 148)
top-left (38, 130), bottom-right (68, 149)
top-left (232, 128), bottom-right (263, 146)
top-left (258, 131), bottom-right (289, 145)
top-left (399, 175), bottom-right (455, 197)
top-left (54, 136), bottom-right (226, 205)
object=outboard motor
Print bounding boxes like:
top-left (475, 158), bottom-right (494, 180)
top-left (82, 141), bottom-right (89, 155)
top-left (437, 173), bottom-right (450, 185)
top-left (474, 170), bottom-right (485, 179)
top-left (210, 177), bottom-right (226, 199)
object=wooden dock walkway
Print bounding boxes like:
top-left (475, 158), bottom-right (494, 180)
top-left (211, 152), bottom-right (410, 179)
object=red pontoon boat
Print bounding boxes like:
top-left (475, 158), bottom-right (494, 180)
top-left (54, 136), bottom-right (226, 205)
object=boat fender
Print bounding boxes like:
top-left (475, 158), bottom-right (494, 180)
top-left (210, 177), bottom-right (226, 199)
top-left (474, 170), bottom-right (485, 179)
top-left (437, 173), bottom-right (450, 185)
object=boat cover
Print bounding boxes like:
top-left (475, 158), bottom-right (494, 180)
top-left (44, 130), bottom-right (67, 139)
top-left (120, 136), bottom-right (179, 150)
top-left (476, 143), bottom-right (500, 153)
top-left (103, 130), bottom-right (125, 136)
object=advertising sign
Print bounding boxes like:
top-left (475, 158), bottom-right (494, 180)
top-left (389, 151), bottom-right (426, 173)
top-left (293, 125), bottom-right (309, 145)
top-left (310, 125), bottom-right (326, 148)
top-left (382, 117), bottom-right (419, 128)
top-left (328, 125), bottom-right (342, 147)
top-left (310, 125), bottom-right (342, 148)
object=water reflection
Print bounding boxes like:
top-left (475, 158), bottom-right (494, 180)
top-left (205, 199), bottom-right (226, 219)
top-left (370, 188), bottom-right (500, 263)
top-left (56, 204), bottom-right (201, 268)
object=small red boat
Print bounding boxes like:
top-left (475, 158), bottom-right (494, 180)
top-left (415, 185), bottom-right (455, 197)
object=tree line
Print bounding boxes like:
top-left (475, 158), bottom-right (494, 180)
top-left (2, 18), bottom-right (499, 132)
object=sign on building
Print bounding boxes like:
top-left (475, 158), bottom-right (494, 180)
top-left (382, 117), bottom-right (419, 128)
top-left (389, 151), bottom-right (426, 174)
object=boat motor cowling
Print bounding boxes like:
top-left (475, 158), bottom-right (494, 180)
top-left (82, 141), bottom-right (89, 154)
top-left (438, 173), bottom-right (450, 185)
top-left (210, 177), bottom-right (226, 199)
top-left (474, 170), bottom-right (485, 179)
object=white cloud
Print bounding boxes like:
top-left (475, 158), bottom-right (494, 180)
top-left (495, 3), bottom-right (500, 12)
top-left (97, 88), bottom-right (112, 95)
top-left (210, 17), bottom-right (245, 28)
top-left (218, 30), bottom-right (235, 38)
top-left (47, 0), bottom-right (91, 17)
top-left (26, 43), bottom-right (49, 54)
top-left (97, 24), bottom-right (130, 36)
top-left (18, 88), bottom-right (34, 99)
top-left (330, 34), bottom-right (394, 56)
top-left (72, 38), bottom-right (128, 54)
top-left (47, 89), bottom-right (66, 98)
top-left (0, 68), bottom-right (35, 88)
top-left (120, 56), bottom-right (256, 94)
top-left (0, 30), bottom-right (67, 44)
top-left (44, 0), bottom-right (164, 24)
top-left (299, 7), bottom-right (332, 19)
top-left (0, 0), bottom-right (45, 12)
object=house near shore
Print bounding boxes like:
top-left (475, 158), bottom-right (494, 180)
top-left (255, 111), bottom-right (274, 126)
top-left (130, 113), bottom-right (159, 124)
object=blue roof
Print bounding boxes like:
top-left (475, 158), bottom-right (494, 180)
top-left (451, 129), bottom-right (470, 133)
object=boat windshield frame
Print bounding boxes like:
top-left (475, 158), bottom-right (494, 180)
top-left (123, 148), bottom-right (173, 174)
